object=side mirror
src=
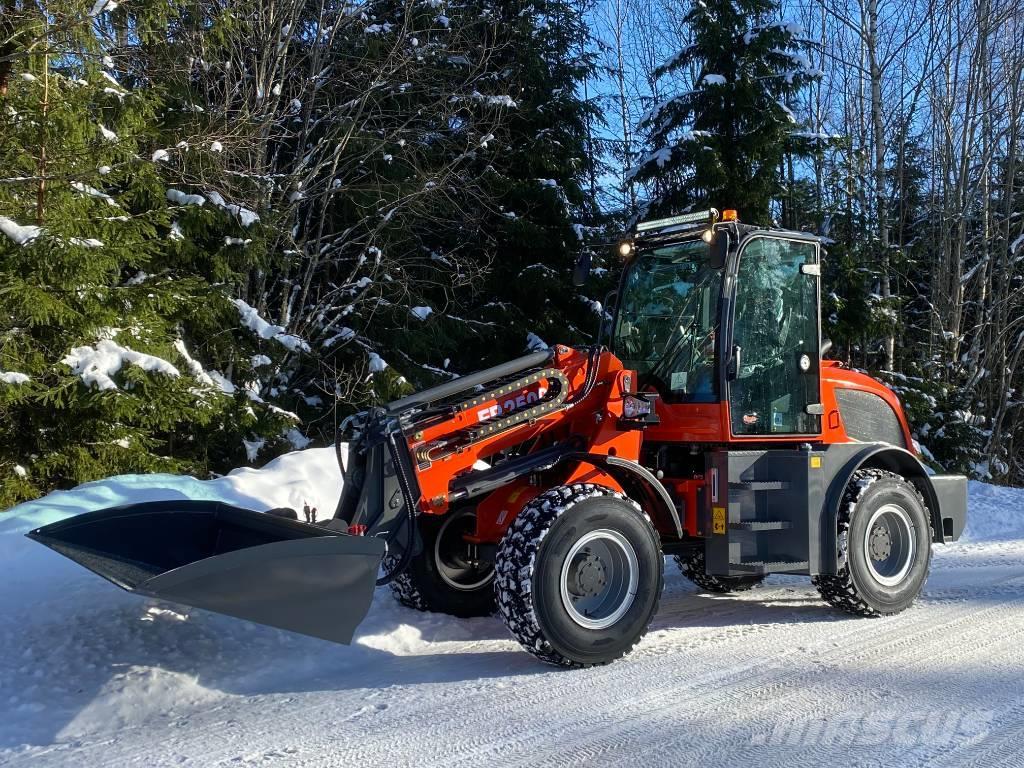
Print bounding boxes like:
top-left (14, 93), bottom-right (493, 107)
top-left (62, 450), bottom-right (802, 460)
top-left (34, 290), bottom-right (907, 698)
top-left (709, 231), bottom-right (730, 269)
top-left (572, 251), bottom-right (592, 287)
top-left (820, 338), bottom-right (833, 357)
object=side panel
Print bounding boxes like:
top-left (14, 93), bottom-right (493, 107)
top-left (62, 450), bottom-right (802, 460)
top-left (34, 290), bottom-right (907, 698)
top-left (834, 388), bottom-right (907, 447)
top-left (704, 449), bottom-right (823, 577)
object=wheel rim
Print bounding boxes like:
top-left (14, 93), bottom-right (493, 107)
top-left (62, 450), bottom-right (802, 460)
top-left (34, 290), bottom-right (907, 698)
top-left (862, 503), bottom-right (916, 586)
top-left (559, 529), bottom-right (639, 630)
top-left (434, 509), bottom-right (494, 592)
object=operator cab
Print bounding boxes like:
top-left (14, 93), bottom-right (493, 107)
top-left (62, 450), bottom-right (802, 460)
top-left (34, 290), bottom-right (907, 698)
top-left (610, 209), bottom-right (823, 439)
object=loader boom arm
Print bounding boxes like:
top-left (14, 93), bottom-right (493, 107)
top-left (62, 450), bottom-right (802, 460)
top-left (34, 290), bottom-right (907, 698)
top-left (336, 345), bottom-right (640, 549)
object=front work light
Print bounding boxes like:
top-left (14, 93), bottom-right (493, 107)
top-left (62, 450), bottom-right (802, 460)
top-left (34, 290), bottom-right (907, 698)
top-left (619, 393), bottom-right (660, 428)
top-left (623, 394), bottom-right (653, 419)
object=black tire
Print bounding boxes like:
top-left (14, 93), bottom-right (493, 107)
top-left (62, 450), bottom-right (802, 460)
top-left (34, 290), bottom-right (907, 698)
top-left (494, 484), bottom-right (664, 668)
top-left (674, 549), bottom-right (764, 593)
top-left (813, 469), bottom-right (932, 617)
top-left (388, 508), bottom-right (495, 618)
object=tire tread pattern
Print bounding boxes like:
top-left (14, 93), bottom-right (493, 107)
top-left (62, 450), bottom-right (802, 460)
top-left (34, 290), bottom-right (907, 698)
top-left (674, 550), bottom-right (764, 593)
top-left (812, 468), bottom-right (929, 617)
top-left (388, 562), bottom-right (430, 611)
top-left (494, 483), bottom-right (659, 668)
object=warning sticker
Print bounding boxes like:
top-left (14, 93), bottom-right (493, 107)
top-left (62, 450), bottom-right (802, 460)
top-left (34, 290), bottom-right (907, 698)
top-left (712, 506), bottom-right (726, 535)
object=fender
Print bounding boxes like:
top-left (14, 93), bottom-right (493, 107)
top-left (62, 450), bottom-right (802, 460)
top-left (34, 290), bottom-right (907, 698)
top-left (567, 452), bottom-right (683, 539)
top-left (821, 444), bottom-right (966, 572)
top-left (452, 445), bottom-right (683, 541)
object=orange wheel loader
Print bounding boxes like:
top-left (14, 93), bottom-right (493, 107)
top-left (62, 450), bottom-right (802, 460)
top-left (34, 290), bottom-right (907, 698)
top-left (28, 209), bottom-right (967, 667)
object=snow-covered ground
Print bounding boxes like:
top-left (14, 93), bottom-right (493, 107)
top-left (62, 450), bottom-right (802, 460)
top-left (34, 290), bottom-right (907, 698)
top-left (1, 450), bottom-right (1022, 767)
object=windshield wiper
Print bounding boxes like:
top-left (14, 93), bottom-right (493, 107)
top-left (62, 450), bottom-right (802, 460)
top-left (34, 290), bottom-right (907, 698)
top-left (643, 318), bottom-right (699, 389)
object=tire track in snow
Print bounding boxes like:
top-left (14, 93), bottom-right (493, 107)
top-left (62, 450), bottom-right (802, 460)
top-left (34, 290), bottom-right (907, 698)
top-left (438, 582), bottom-right (1024, 768)
top-left (8, 560), bottom-right (1024, 768)
top-left (313, 572), bottom-right (1024, 768)
top-left (330, 566), bottom-right (1024, 767)
top-left (607, 594), bottom-right (1024, 768)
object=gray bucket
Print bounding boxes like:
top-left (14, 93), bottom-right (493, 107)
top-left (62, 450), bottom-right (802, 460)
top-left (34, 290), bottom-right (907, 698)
top-left (27, 500), bottom-right (385, 644)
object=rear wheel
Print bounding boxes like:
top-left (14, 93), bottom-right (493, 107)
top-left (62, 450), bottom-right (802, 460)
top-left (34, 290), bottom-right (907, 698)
top-left (813, 469), bottom-right (932, 616)
top-left (494, 484), bottom-right (663, 667)
top-left (389, 507), bottom-right (495, 617)
top-left (674, 549), bottom-right (764, 594)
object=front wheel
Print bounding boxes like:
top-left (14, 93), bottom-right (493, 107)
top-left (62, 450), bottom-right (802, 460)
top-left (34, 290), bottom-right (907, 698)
top-left (494, 484), bottom-right (664, 667)
top-left (813, 469), bottom-right (932, 616)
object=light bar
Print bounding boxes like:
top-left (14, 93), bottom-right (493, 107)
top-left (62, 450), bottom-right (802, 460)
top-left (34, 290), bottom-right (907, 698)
top-left (635, 208), bottom-right (719, 233)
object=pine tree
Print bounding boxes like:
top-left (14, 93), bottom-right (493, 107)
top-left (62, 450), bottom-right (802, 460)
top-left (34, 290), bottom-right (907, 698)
top-left (628, 0), bottom-right (822, 223)
top-left (0, 2), bottom-right (298, 505)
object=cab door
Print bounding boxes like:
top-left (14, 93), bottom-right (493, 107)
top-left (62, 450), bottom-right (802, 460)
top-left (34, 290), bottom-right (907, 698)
top-left (727, 235), bottom-right (821, 436)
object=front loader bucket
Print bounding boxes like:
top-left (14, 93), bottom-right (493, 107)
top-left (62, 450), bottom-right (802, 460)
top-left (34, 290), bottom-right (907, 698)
top-left (26, 500), bottom-right (385, 644)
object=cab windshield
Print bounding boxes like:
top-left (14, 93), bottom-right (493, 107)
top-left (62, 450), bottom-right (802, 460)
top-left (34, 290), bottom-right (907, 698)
top-left (612, 239), bottom-right (721, 402)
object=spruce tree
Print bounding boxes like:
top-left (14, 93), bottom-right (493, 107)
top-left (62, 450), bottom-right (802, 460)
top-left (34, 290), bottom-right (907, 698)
top-left (363, 0), bottom-right (606, 378)
top-left (461, 0), bottom-right (606, 366)
top-left (629, 0), bottom-right (822, 223)
top-left (0, 2), bottom-right (297, 505)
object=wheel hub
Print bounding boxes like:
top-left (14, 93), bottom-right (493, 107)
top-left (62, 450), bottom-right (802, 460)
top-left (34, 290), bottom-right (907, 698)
top-left (861, 503), bottom-right (916, 587)
top-left (435, 509), bottom-right (495, 592)
top-left (569, 551), bottom-right (607, 597)
top-left (869, 524), bottom-right (892, 560)
top-left (559, 529), bottom-right (639, 630)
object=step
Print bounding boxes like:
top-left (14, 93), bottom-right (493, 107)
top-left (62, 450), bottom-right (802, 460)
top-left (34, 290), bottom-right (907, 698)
top-left (729, 559), bottom-right (809, 575)
top-left (727, 480), bottom-right (790, 491)
top-left (728, 520), bottom-right (792, 531)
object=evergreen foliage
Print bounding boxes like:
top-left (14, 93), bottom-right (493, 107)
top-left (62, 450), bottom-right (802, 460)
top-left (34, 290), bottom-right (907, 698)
top-left (628, 0), bottom-right (822, 222)
top-left (0, 1), bottom-right (298, 505)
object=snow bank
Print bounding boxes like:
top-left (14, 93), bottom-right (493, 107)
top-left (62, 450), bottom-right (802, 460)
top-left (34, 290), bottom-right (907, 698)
top-left (962, 480), bottom-right (1024, 541)
top-left (0, 446), bottom-right (344, 537)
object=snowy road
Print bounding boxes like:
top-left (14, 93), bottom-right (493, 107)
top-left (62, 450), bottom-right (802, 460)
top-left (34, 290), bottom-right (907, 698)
top-left (1, 456), bottom-right (1022, 767)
